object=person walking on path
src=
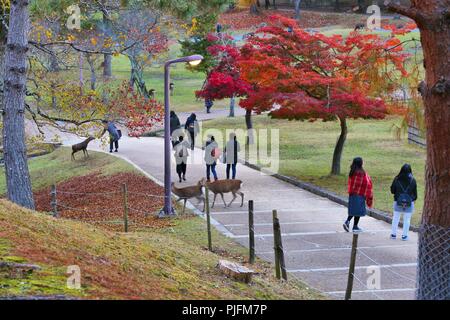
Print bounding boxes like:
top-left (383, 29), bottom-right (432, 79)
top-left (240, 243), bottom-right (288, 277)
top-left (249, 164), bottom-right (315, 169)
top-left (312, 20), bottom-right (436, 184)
top-left (390, 164), bottom-right (418, 241)
top-left (343, 157), bottom-right (374, 233)
top-left (170, 111), bottom-right (181, 146)
top-left (173, 136), bottom-right (190, 183)
top-left (205, 135), bottom-right (219, 182)
top-left (185, 113), bottom-right (199, 150)
top-left (205, 99), bottom-right (214, 114)
top-left (224, 133), bottom-right (240, 180)
top-left (101, 120), bottom-right (121, 153)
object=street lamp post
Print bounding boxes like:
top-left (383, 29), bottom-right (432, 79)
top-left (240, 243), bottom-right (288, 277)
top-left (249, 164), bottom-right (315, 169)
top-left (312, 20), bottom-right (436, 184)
top-left (159, 55), bottom-right (203, 218)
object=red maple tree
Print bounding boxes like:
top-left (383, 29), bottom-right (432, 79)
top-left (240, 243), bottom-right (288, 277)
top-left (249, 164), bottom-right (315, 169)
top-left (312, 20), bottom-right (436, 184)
top-left (238, 15), bottom-right (414, 175)
top-left (195, 33), bottom-right (251, 116)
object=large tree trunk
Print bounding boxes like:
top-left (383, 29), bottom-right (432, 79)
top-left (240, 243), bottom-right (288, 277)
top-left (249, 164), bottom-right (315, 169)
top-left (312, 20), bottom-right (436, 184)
top-left (389, 0), bottom-right (450, 300)
top-left (245, 109), bottom-right (254, 163)
top-left (2, 0), bottom-right (35, 209)
top-left (331, 116), bottom-right (347, 176)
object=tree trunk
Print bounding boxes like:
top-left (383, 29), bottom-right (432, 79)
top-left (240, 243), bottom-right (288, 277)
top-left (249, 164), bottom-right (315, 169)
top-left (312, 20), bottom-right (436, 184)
top-left (331, 116), bottom-right (347, 176)
top-left (2, 0), bottom-right (35, 209)
top-left (102, 10), bottom-right (112, 79)
top-left (86, 54), bottom-right (97, 90)
top-left (245, 109), bottom-right (254, 163)
top-left (389, 0), bottom-right (450, 300)
top-left (295, 0), bottom-right (302, 20)
top-left (229, 96), bottom-right (235, 117)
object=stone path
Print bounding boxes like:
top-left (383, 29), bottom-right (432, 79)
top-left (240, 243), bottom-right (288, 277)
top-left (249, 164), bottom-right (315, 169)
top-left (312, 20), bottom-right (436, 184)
top-left (33, 115), bottom-right (418, 300)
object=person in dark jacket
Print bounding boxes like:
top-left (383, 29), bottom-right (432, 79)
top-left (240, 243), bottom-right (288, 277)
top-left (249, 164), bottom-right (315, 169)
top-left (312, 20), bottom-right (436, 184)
top-left (101, 120), bottom-right (121, 153)
top-left (184, 113), bottom-right (199, 150)
top-left (170, 111), bottom-right (181, 146)
top-left (390, 164), bottom-right (418, 241)
top-left (205, 99), bottom-right (214, 114)
top-left (224, 133), bottom-right (240, 180)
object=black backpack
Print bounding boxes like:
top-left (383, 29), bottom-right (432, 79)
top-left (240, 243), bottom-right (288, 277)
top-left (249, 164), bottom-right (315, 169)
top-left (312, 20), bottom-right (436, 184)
top-left (397, 179), bottom-right (413, 209)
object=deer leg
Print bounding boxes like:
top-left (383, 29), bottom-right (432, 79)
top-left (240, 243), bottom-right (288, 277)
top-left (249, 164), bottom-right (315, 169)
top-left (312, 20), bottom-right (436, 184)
top-left (220, 193), bottom-right (227, 208)
top-left (211, 193), bottom-right (217, 208)
top-left (183, 199), bottom-right (187, 215)
top-left (239, 191), bottom-right (244, 207)
top-left (86, 149), bottom-right (89, 158)
top-left (228, 192), bottom-right (237, 207)
top-left (71, 151), bottom-right (75, 161)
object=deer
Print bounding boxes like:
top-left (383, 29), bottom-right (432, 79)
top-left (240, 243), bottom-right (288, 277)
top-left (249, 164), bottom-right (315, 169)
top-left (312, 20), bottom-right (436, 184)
top-left (71, 136), bottom-right (95, 161)
top-left (202, 179), bottom-right (244, 209)
top-left (171, 179), bottom-right (206, 214)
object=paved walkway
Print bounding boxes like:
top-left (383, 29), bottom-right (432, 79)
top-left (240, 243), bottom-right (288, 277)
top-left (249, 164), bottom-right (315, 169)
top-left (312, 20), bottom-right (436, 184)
top-left (50, 131), bottom-right (418, 300)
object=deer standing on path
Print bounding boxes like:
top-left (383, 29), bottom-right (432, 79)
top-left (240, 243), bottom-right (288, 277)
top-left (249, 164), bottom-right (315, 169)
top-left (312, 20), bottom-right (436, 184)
top-left (203, 179), bottom-right (244, 208)
top-left (71, 137), bottom-right (95, 161)
top-left (171, 179), bottom-right (205, 214)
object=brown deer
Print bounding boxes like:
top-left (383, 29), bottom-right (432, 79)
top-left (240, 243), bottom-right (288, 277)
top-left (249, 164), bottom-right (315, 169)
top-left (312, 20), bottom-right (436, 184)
top-left (171, 179), bottom-right (205, 214)
top-left (71, 136), bottom-right (95, 160)
top-left (203, 179), bottom-right (244, 208)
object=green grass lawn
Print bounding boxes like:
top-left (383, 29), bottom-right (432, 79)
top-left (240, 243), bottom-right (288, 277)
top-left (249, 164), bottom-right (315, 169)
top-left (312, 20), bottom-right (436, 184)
top-left (201, 115), bottom-right (426, 226)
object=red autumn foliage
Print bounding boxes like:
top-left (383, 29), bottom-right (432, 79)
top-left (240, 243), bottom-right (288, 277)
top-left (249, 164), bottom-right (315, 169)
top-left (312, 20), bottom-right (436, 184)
top-left (238, 15), bottom-right (411, 122)
top-left (196, 34), bottom-right (250, 101)
top-left (108, 82), bottom-right (164, 137)
top-left (34, 173), bottom-right (176, 232)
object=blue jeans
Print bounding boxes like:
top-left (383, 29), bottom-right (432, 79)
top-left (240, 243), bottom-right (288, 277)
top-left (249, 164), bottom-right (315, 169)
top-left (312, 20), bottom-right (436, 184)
top-left (226, 164), bottom-right (237, 179)
top-left (206, 164), bottom-right (218, 181)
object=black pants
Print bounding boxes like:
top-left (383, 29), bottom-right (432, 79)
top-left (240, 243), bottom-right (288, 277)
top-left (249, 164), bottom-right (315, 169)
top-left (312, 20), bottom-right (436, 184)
top-left (226, 164), bottom-right (237, 180)
top-left (346, 216), bottom-right (360, 227)
top-left (188, 130), bottom-right (195, 150)
top-left (176, 163), bottom-right (187, 180)
top-left (110, 139), bottom-right (119, 151)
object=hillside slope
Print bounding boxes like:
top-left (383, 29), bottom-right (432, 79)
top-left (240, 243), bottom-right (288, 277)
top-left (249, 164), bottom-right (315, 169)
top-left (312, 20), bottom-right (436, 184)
top-left (0, 200), bottom-right (322, 300)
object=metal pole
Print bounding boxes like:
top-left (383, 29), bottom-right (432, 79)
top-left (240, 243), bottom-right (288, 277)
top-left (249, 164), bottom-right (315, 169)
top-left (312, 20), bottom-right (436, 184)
top-left (123, 183), bottom-right (129, 232)
top-left (249, 200), bottom-right (255, 264)
top-left (205, 186), bottom-right (212, 251)
top-left (345, 233), bottom-right (359, 300)
top-left (51, 184), bottom-right (58, 218)
top-left (160, 62), bottom-right (174, 217)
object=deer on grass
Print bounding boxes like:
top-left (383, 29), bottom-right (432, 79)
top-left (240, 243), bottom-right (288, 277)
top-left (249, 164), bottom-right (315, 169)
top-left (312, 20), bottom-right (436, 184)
top-left (71, 136), bottom-right (95, 161)
top-left (202, 179), bottom-right (244, 208)
top-left (171, 179), bottom-right (205, 214)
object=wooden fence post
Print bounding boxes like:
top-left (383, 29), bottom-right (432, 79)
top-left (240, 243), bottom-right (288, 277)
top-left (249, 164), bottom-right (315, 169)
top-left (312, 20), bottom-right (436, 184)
top-left (345, 233), bottom-right (360, 300)
top-left (122, 183), bottom-right (129, 233)
top-left (248, 200), bottom-right (255, 264)
top-left (272, 210), bottom-right (281, 279)
top-left (51, 184), bottom-right (58, 217)
top-left (273, 210), bottom-right (287, 280)
top-left (205, 186), bottom-right (212, 251)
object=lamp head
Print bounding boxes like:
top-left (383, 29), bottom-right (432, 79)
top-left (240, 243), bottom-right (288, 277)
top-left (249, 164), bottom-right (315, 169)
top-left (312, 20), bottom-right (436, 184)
top-left (187, 55), bottom-right (203, 66)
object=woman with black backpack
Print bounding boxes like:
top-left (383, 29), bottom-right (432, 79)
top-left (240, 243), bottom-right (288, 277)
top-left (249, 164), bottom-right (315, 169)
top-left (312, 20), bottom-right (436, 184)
top-left (390, 164), bottom-right (418, 241)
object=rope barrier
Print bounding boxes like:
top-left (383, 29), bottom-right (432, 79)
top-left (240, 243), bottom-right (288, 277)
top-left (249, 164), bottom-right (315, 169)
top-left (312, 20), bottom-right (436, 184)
top-left (357, 249), bottom-right (417, 284)
top-left (55, 190), bottom-right (121, 196)
top-left (351, 272), bottom-right (385, 301)
top-left (56, 203), bottom-right (113, 214)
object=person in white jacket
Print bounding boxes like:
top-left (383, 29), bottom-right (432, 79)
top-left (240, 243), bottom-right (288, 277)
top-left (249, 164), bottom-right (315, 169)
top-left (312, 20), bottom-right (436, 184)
top-left (205, 135), bottom-right (219, 182)
top-left (173, 136), bottom-right (190, 183)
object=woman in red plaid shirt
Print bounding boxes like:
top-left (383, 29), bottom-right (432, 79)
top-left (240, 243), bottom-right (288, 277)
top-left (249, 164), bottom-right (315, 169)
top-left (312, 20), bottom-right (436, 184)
top-left (343, 157), bottom-right (374, 233)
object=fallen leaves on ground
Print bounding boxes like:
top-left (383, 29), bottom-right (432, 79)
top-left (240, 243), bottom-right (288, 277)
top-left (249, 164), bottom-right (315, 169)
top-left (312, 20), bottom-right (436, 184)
top-left (34, 173), bottom-right (174, 232)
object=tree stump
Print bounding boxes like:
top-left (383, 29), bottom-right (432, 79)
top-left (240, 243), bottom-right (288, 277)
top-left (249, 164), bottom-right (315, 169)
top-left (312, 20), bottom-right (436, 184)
top-left (217, 260), bottom-right (254, 284)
